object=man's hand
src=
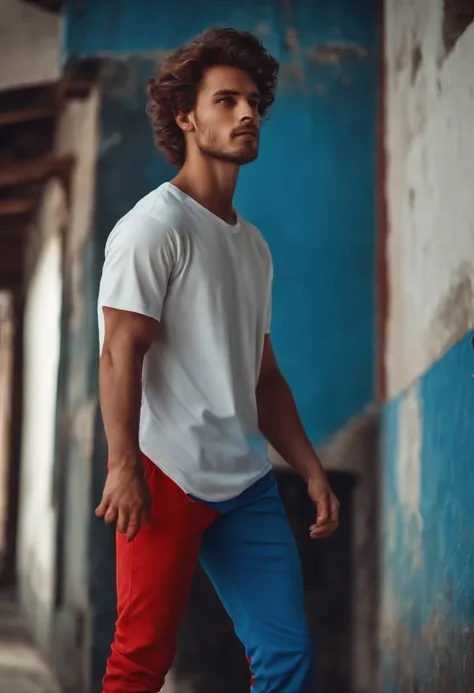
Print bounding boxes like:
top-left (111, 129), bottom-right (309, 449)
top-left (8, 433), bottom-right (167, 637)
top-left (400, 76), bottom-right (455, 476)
top-left (308, 473), bottom-right (339, 539)
top-left (95, 460), bottom-right (151, 542)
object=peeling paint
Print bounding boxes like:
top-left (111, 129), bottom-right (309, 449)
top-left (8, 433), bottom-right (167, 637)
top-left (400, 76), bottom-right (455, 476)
top-left (382, 606), bottom-right (474, 693)
top-left (432, 262), bottom-right (474, 346)
top-left (255, 24), bottom-right (270, 36)
top-left (382, 333), bottom-right (474, 690)
top-left (310, 41), bottom-right (368, 66)
top-left (385, 2), bottom-right (474, 398)
top-left (396, 383), bottom-right (423, 566)
top-left (99, 132), bottom-right (123, 155)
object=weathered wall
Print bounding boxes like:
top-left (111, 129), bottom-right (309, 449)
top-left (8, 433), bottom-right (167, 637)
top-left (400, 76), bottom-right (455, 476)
top-left (384, 0), bottom-right (474, 399)
top-left (380, 333), bottom-right (474, 692)
top-left (0, 0), bottom-right (60, 89)
top-left (50, 88), bottom-right (100, 693)
top-left (17, 180), bottom-right (65, 654)
top-left (381, 2), bottom-right (474, 690)
top-left (0, 293), bottom-right (13, 556)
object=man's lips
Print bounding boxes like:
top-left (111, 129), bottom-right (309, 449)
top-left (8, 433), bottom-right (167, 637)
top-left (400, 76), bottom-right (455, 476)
top-left (233, 129), bottom-right (258, 139)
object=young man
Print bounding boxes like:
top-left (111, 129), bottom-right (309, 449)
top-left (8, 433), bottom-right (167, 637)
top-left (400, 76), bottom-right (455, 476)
top-left (96, 27), bottom-right (339, 693)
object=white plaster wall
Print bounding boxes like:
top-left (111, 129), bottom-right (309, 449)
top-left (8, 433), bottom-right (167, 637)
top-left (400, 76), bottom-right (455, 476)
top-left (55, 89), bottom-right (99, 613)
top-left (384, 0), bottom-right (474, 399)
top-left (0, 292), bottom-right (13, 554)
top-left (54, 89), bottom-right (99, 693)
top-left (17, 181), bottom-right (65, 652)
top-left (0, 0), bottom-right (60, 89)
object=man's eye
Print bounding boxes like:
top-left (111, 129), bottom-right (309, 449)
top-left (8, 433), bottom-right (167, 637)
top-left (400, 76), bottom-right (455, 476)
top-left (219, 97), bottom-right (233, 105)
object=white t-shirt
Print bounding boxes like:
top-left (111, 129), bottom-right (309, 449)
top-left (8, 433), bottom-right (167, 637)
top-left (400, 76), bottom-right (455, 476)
top-left (97, 182), bottom-right (273, 501)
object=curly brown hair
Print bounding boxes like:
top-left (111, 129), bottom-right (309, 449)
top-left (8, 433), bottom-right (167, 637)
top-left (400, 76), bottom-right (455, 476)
top-left (147, 27), bottom-right (279, 168)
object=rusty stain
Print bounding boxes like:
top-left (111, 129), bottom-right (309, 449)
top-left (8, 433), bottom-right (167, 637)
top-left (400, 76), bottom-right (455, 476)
top-left (341, 76), bottom-right (352, 86)
top-left (284, 27), bottom-right (300, 53)
top-left (310, 41), bottom-right (368, 66)
top-left (314, 83), bottom-right (325, 95)
top-left (255, 24), bottom-right (270, 36)
top-left (432, 262), bottom-right (473, 342)
top-left (382, 604), bottom-right (474, 692)
top-left (278, 62), bottom-right (306, 88)
top-left (411, 43), bottom-right (422, 84)
top-left (280, 23), bottom-right (306, 88)
top-left (281, 0), bottom-right (293, 23)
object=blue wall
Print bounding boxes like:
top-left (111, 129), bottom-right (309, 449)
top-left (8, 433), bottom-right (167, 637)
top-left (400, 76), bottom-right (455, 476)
top-left (65, 0), bottom-right (379, 444)
top-left (381, 331), bottom-right (474, 692)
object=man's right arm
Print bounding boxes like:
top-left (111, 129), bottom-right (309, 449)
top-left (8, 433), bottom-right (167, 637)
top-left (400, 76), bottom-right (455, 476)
top-left (96, 306), bottom-right (158, 542)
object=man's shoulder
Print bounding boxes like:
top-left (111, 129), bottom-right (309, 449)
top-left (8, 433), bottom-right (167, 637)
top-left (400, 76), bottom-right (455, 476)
top-left (105, 184), bottom-right (188, 249)
top-left (131, 183), bottom-right (186, 230)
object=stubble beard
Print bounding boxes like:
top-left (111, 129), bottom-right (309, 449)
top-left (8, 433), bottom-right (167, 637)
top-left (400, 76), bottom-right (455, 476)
top-left (197, 135), bottom-right (258, 166)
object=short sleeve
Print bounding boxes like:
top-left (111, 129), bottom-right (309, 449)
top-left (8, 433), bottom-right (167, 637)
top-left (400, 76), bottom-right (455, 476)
top-left (98, 213), bottom-right (177, 322)
top-left (265, 257), bottom-right (273, 334)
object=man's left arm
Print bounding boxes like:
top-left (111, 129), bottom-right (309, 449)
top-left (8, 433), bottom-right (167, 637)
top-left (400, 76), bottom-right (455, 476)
top-left (256, 335), bottom-right (339, 539)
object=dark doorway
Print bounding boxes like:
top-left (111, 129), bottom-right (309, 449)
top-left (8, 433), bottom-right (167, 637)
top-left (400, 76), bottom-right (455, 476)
top-left (173, 470), bottom-right (357, 693)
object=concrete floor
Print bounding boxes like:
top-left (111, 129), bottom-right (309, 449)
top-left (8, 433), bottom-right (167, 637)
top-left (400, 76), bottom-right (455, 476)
top-left (0, 589), bottom-right (61, 693)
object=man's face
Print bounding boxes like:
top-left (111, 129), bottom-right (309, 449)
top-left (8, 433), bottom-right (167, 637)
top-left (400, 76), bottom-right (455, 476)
top-left (188, 65), bottom-right (261, 165)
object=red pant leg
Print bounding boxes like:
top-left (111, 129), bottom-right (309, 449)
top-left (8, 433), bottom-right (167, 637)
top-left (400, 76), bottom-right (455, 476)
top-left (102, 455), bottom-right (219, 693)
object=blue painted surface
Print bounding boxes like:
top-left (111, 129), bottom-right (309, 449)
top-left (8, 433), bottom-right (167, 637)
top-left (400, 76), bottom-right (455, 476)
top-left (64, 0), bottom-right (379, 445)
top-left (381, 331), bottom-right (474, 692)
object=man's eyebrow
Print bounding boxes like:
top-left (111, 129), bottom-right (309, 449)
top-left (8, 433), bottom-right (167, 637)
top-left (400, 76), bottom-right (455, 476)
top-left (213, 89), bottom-right (262, 100)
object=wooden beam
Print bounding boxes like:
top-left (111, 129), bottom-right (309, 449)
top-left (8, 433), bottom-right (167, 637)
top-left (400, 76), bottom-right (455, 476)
top-left (0, 107), bottom-right (57, 128)
top-left (0, 153), bottom-right (74, 188)
top-left (21, 0), bottom-right (61, 14)
top-left (0, 198), bottom-right (36, 217)
top-left (0, 270), bottom-right (22, 290)
top-left (61, 58), bottom-right (101, 100)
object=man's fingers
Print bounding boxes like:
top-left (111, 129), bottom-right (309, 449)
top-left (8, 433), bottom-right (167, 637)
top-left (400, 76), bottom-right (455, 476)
top-left (95, 498), bottom-right (109, 518)
top-left (126, 510), bottom-right (142, 542)
top-left (315, 494), bottom-right (330, 526)
top-left (310, 521), bottom-right (337, 539)
top-left (117, 507), bottom-right (130, 534)
top-left (104, 504), bottom-right (118, 525)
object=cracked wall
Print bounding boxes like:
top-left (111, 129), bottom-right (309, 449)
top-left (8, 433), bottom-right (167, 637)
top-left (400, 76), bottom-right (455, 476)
top-left (384, 0), bottom-right (474, 399)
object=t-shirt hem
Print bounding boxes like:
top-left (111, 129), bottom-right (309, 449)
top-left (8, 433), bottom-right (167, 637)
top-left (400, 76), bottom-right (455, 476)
top-left (140, 446), bottom-right (272, 503)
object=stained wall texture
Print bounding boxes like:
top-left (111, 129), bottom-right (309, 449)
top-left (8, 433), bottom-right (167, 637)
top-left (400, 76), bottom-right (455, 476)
top-left (0, 0), bottom-right (60, 90)
top-left (381, 333), bottom-right (474, 692)
top-left (380, 2), bottom-right (474, 690)
top-left (384, 0), bottom-right (474, 399)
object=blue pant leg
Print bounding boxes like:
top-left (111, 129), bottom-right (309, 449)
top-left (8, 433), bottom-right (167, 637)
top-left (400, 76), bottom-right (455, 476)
top-left (199, 474), bottom-right (316, 692)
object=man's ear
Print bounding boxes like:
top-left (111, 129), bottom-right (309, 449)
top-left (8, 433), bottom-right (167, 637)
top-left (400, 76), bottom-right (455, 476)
top-left (175, 111), bottom-right (195, 133)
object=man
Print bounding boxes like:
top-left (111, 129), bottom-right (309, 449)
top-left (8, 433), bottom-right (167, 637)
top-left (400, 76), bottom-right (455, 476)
top-left (96, 27), bottom-right (339, 693)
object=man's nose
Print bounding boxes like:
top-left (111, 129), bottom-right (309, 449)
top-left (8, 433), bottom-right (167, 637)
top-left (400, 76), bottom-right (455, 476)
top-left (238, 101), bottom-right (256, 122)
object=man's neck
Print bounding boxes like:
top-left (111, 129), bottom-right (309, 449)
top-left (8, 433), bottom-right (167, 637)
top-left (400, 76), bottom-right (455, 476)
top-left (171, 157), bottom-right (240, 225)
